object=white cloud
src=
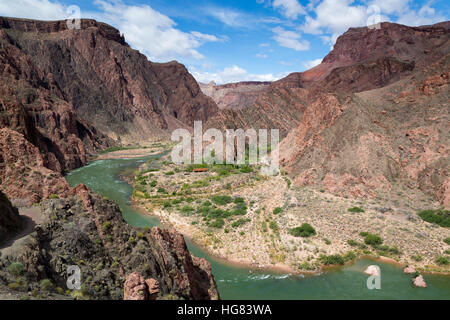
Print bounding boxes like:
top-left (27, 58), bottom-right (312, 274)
top-left (272, 0), bottom-right (306, 19)
top-left (0, 0), bottom-right (219, 62)
top-left (301, 0), bottom-right (446, 46)
top-left (303, 58), bottom-right (322, 69)
top-left (0, 0), bottom-right (67, 20)
top-left (301, 0), bottom-right (368, 42)
top-left (397, 5), bottom-right (445, 26)
top-left (204, 7), bottom-right (247, 27)
top-left (272, 26), bottom-right (310, 51)
top-left (256, 53), bottom-right (269, 58)
top-left (92, 0), bottom-right (219, 61)
top-left (190, 65), bottom-right (288, 84)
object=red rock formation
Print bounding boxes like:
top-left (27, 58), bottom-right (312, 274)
top-left (200, 81), bottom-right (271, 110)
top-left (0, 16), bottom-right (218, 203)
top-left (124, 272), bottom-right (148, 300)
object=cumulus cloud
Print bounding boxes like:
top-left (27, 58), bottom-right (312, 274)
top-left (0, 0), bottom-right (67, 20)
top-left (272, 26), bottom-right (310, 51)
top-left (303, 58), bottom-right (322, 69)
top-left (0, 0), bottom-right (219, 62)
top-left (272, 0), bottom-right (306, 19)
top-left (190, 65), bottom-right (289, 84)
top-left (397, 5), bottom-right (445, 26)
top-left (301, 0), bottom-right (446, 45)
top-left (301, 0), bottom-right (368, 42)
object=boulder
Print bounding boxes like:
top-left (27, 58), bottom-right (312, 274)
top-left (413, 275), bottom-right (427, 288)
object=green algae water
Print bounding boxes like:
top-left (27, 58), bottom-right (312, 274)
top-left (66, 156), bottom-right (450, 300)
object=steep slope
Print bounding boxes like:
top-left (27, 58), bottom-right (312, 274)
top-left (0, 185), bottom-right (219, 300)
top-left (280, 53), bottom-right (449, 206)
top-left (0, 191), bottom-right (21, 243)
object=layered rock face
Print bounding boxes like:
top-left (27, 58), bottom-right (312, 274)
top-left (200, 81), bottom-right (271, 110)
top-left (0, 185), bottom-right (219, 300)
top-left (0, 17), bottom-right (218, 203)
top-left (280, 51), bottom-right (449, 207)
top-left (0, 191), bottom-right (21, 243)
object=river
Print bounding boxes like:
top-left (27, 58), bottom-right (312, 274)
top-left (65, 155), bottom-right (450, 300)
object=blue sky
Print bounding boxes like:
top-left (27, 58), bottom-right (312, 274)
top-left (0, 0), bottom-right (448, 83)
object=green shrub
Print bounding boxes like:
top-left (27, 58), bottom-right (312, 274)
top-left (232, 203), bottom-right (247, 216)
top-left (234, 197), bottom-right (245, 204)
top-left (7, 262), bottom-right (24, 276)
top-left (348, 207), bottom-right (365, 213)
top-left (180, 206), bottom-right (195, 215)
top-left (40, 279), bottom-right (53, 291)
top-left (289, 223), bottom-right (316, 238)
top-left (320, 254), bottom-right (345, 265)
top-left (157, 187), bottom-right (168, 194)
top-left (363, 233), bottom-right (383, 246)
top-left (411, 255), bottom-right (423, 262)
top-left (418, 209), bottom-right (450, 227)
top-left (231, 218), bottom-right (251, 228)
top-left (149, 180), bottom-right (157, 187)
top-left (273, 207), bottom-right (283, 215)
top-left (210, 218), bottom-right (225, 228)
top-left (211, 195), bottom-right (233, 205)
top-left (239, 165), bottom-right (253, 173)
top-left (435, 256), bottom-right (449, 265)
top-left (343, 251), bottom-right (357, 262)
top-left (102, 221), bottom-right (112, 232)
top-left (444, 238), bottom-right (450, 245)
top-left (49, 194), bottom-right (59, 199)
top-left (269, 221), bottom-right (278, 231)
top-left (165, 171), bottom-right (175, 176)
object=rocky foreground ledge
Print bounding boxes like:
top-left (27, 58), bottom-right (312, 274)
top-left (0, 185), bottom-right (219, 300)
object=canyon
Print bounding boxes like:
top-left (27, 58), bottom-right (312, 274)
top-left (0, 16), bottom-right (449, 300)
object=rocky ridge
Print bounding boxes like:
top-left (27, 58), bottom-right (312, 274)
top-left (0, 185), bottom-right (219, 300)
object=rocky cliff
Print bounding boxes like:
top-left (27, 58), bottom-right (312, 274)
top-left (0, 185), bottom-right (219, 300)
top-left (207, 21), bottom-right (449, 206)
top-left (0, 17), bottom-right (218, 203)
top-left (0, 191), bottom-right (21, 243)
top-left (200, 81), bottom-right (271, 110)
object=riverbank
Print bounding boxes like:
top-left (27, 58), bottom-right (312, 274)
top-left (130, 153), bottom-right (450, 276)
top-left (65, 154), bottom-right (450, 299)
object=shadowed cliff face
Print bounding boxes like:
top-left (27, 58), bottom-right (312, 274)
top-left (0, 17), bottom-right (218, 204)
top-left (0, 191), bottom-right (21, 243)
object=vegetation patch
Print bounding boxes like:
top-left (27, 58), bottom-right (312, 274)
top-left (210, 195), bottom-right (233, 206)
top-left (273, 207), bottom-right (283, 215)
top-left (289, 223), bottom-right (316, 238)
top-left (348, 206), bottom-right (365, 213)
top-left (418, 209), bottom-right (450, 227)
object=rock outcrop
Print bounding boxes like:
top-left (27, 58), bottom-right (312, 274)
top-left (200, 81), bottom-right (271, 110)
top-left (0, 191), bottom-right (21, 243)
top-left (0, 185), bottom-right (219, 300)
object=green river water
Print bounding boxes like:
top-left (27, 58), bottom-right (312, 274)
top-left (65, 155), bottom-right (450, 300)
